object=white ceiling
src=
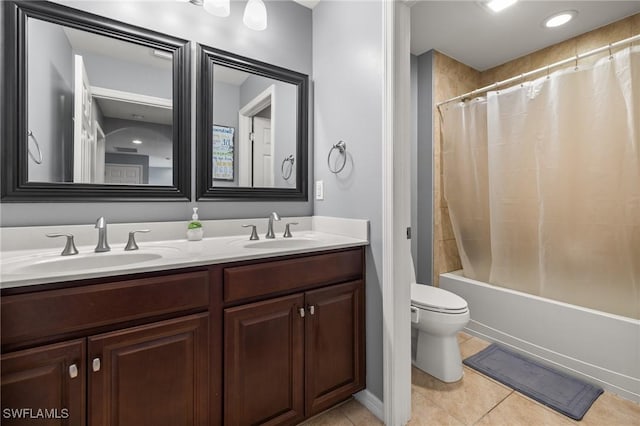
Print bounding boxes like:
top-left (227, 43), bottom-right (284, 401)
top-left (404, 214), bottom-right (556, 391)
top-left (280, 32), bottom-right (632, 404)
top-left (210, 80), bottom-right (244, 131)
top-left (62, 26), bottom-right (172, 69)
top-left (411, 1), bottom-right (640, 71)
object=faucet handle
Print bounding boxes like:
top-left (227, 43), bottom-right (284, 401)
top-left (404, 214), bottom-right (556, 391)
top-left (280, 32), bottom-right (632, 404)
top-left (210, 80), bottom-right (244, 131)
top-left (242, 224), bottom-right (259, 241)
top-left (46, 233), bottom-right (79, 256)
top-left (124, 230), bottom-right (151, 251)
top-left (283, 222), bottom-right (299, 238)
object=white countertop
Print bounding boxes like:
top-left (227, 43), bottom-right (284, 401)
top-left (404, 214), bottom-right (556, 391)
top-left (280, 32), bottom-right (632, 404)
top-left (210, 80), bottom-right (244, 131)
top-left (0, 216), bottom-right (369, 289)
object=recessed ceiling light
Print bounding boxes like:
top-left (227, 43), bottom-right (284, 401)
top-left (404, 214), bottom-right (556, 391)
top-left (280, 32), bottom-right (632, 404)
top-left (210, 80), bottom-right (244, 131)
top-left (132, 139), bottom-right (143, 145)
top-left (544, 11), bottom-right (577, 28)
top-left (485, 0), bottom-right (518, 13)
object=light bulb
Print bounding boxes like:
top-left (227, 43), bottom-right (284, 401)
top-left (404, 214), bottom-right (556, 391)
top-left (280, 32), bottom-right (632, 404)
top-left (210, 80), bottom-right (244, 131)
top-left (243, 0), bottom-right (267, 31)
top-left (203, 0), bottom-right (230, 17)
top-left (544, 11), bottom-right (577, 28)
top-left (485, 0), bottom-right (517, 13)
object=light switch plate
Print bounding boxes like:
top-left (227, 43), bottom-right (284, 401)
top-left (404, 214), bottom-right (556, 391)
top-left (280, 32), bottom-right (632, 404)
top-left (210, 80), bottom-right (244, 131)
top-left (315, 180), bottom-right (324, 200)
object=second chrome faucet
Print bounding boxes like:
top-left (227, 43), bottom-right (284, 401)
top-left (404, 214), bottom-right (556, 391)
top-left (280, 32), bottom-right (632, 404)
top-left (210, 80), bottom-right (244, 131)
top-left (95, 216), bottom-right (111, 252)
top-left (265, 212), bottom-right (281, 239)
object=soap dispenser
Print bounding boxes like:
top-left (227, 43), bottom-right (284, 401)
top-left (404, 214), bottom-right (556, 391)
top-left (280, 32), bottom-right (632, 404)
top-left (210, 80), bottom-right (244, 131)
top-left (187, 207), bottom-right (204, 241)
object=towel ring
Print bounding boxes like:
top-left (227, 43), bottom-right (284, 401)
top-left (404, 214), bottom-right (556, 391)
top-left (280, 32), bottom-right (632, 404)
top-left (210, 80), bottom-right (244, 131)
top-left (327, 140), bottom-right (347, 174)
top-left (27, 130), bottom-right (43, 164)
top-left (281, 154), bottom-right (294, 180)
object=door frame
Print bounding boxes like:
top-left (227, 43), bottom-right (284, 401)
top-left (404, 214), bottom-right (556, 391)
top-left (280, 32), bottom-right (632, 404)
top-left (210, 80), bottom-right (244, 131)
top-left (238, 85), bottom-right (276, 187)
top-left (381, 1), bottom-right (412, 425)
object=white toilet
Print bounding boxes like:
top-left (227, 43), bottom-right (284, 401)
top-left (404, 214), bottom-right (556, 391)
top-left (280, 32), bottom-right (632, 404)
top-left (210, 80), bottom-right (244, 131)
top-left (411, 279), bottom-right (470, 383)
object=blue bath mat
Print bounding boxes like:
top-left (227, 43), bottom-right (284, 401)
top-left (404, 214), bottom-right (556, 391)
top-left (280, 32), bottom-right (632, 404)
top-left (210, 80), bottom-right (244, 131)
top-left (463, 344), bottom-right (603, 420)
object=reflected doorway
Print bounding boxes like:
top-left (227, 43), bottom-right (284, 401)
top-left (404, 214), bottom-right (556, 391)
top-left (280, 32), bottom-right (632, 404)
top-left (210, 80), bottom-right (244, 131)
top-left (238, 85), bottom-right (275, 187)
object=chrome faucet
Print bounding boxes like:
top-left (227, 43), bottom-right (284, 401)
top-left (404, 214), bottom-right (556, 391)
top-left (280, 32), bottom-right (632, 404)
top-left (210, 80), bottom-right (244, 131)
top-left (265, 212), bottom-right (281, 239)
top-left (94, 216), bottom-right (111, 252)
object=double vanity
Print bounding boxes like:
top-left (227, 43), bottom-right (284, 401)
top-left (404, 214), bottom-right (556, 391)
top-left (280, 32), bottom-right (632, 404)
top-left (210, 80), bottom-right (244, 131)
top-left (0, 1), bottom-right (363, 424)
top-left (1, 217), bottom-right (368, 425)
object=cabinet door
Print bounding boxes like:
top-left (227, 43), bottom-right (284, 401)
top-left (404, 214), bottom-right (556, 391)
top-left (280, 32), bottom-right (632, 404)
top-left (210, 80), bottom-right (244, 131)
top-left (1, 339), bottom-right (85, 426)
top-left (88, 313), bottom-right (209, 426)
top-left (224, 293), bottom-right (305, 426)
top-left (305, 280), bottom-right (365, 416)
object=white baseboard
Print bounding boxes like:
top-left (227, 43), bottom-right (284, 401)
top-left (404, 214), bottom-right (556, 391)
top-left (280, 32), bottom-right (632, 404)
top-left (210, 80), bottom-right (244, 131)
top-left (354, 389), bottom-right (384, 422)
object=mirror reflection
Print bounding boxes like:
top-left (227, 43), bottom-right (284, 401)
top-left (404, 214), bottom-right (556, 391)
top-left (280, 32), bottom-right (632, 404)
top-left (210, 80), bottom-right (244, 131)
top-left (211, 64), bottom-right (298, 189)
top-left (27, 18), bottom-right (174, 185)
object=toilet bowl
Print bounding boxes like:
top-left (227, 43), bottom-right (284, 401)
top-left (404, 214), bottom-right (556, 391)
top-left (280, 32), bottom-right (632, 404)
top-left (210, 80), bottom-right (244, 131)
top-left (411, 282), bottom-right (470, 382)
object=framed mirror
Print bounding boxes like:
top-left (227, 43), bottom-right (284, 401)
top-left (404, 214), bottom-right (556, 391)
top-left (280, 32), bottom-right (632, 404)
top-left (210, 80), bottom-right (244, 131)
top-left (196, 44), bottom-right (308, 200)
top-left (1, 1), bottom-right (191, 201)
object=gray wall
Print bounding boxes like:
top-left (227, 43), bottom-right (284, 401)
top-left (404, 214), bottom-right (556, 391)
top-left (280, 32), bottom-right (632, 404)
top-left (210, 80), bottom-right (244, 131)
top-left (213, 81), bottom-right (240, 132)
top-left (212, 81), bottom-right (241, 187)
top-left (149, 167), bottom-right (172, 186)
top-left (313, 1), bottom-right (384, 401)
top-left (27, 18), bottom-right (74, 183)
top-left (1, 0), bottom-right (313, 226)
top-left (415, 50), bottom-right (434, 284)
top-left (411, 55), bottom-right (418, 273)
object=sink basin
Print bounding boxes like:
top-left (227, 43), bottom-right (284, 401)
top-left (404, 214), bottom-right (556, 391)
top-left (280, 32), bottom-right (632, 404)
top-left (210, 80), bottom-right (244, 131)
top-left (8, 252), bottom-right (163, 274)
top-left (243, 238), bottom-right (321, 250)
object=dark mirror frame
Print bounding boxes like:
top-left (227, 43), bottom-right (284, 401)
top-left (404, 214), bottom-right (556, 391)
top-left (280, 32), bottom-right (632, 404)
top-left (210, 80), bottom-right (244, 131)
top-left (195, 43), bottom-right (308, 201)
top-left (1, 0), bottom-right (191, 201)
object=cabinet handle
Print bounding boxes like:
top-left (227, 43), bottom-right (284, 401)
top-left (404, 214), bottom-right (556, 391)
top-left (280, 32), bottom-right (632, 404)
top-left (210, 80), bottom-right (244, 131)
top-left (92, 358), bottom-right (101, 372)
top-left (68, 364), bottom-right (78, 379)
top-left (298, 307), bottom-right (305, 318)
top-left (308, 305), bottom-right (315, 315)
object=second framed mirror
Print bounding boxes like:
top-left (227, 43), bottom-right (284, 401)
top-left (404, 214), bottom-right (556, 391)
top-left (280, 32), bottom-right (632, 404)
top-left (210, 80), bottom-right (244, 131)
top-left (196, 44), bottom-right (308, 200)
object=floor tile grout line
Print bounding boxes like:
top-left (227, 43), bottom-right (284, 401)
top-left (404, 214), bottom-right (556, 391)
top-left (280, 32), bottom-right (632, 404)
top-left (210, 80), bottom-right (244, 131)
top-left (470, 390), bottom-right (515, 425)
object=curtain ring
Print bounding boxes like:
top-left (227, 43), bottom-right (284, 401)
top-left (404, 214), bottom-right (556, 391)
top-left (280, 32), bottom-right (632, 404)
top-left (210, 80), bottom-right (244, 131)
top-left (27, 130), bottom-right (43, 164)
top-left (494, 82), bottom-right (500, 94)
top-left (520, 73), bottom-right (525, 87)
top-left (327, 140), bottom-right (347, 174)
top-left (574, 55), bottom-right (579, 71)
top-left (546, 65), bottom-right (551, 79)
top-left (281, 154), bottom-right (294, 180)
top-left (608, 43), bottom-right (613, 60)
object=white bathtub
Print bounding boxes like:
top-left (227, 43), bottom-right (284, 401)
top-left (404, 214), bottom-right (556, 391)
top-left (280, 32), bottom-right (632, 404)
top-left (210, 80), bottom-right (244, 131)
top-left (440, 270), bottom-right (640, 403)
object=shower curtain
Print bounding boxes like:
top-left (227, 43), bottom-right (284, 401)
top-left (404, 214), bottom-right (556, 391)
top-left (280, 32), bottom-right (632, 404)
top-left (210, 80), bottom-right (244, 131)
top-left (442, 45), bottom-right (640, 319)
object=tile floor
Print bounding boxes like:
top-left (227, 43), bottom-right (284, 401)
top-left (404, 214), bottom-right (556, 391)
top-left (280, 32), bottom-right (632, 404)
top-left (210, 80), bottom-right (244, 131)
top-left (303, 333), bottom-right (640, 426)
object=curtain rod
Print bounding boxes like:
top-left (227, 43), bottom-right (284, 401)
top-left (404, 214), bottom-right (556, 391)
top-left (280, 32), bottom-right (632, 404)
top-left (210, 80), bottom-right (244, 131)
top-left (436, 33), bottom-right (640, 107)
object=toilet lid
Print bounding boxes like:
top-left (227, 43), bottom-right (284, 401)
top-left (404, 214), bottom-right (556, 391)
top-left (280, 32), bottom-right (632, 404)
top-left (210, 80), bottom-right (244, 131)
top-left (411, 283), bottom-right (468, 314)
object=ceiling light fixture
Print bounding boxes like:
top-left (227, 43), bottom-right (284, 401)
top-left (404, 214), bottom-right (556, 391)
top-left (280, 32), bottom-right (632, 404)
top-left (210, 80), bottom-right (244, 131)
top-left (485, 0), bottom-right (518, 13)
top-left (179, 0), bottom-right (267, 31)
top-left (203, 0), bottom-right (230, 17)
top-left (243, 0), bottom-right (268, 31)
top-left (132, 139), bottom-right (143, 145)
top-left (544, 10), bottom-right (578, 28)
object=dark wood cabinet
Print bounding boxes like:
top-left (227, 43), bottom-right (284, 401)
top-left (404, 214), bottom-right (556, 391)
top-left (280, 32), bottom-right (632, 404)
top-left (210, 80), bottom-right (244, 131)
top-left (1, 270), bottom-right (210, 426)
top-left (1, 339), bottom-right (85, 426)
top-left (1, 246), bottom-right (365, 426)
top-left (223, 250), bottom-right (365, 425)
top-left (89, 313), bottom-right (209, 426)
top-left (224, 294), bottom-right (305, 426)
top-left (1, 314), bottom-right (209, 426)
top-left (304, 281), bottom-right (365, 417)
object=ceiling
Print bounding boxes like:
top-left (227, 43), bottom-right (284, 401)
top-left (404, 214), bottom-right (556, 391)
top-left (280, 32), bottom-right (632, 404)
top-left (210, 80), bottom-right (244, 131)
top-left (410, 1), bottom-right (640, 71)
top-left (63, 26), bottom-right (172, 70)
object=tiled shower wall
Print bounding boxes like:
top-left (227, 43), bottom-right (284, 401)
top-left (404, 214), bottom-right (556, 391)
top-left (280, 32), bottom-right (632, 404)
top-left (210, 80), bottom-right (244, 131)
top-left (432, 53), bottom-right (479, 286)
top-left (432, 13), bottom-right (640, 285)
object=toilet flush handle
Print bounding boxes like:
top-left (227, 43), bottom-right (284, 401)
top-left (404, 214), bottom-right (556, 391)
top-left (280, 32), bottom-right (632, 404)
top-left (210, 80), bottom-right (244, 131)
top-left (410, 306), bottom-right (420, 323)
